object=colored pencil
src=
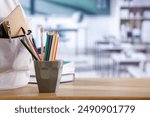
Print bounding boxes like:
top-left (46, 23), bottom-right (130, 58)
top-left (40, 27), bottom-right (44, 61)
top-left (20, 38), bottom-right (38, 61)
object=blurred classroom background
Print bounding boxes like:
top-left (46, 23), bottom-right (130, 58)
top-left (19, 0), bottom-right (150, 78)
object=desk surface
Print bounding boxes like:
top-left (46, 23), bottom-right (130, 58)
top-left (0, 78), bottom-right (150, 100)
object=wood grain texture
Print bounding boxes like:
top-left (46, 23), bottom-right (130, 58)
top-left (0, 78), bottom-right (150, 100)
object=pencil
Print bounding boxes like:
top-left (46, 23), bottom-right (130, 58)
top-left (47, 32), bottom-right (53, 60)
top-left (51, 32), bottom-right (58, 61)
top-left (29, 38), bottom-right (41, 61)
top-left (53, 33), bottom-right (59, 60)
top-left (20, 38), bottom-right (38, 61)
top-left (44, 32), bottom-right (50, 61)
top-left (31, 36), bottom-right (37, 50)
top-left (40, 27), bottom-right (44, 61)
top-left (49, 33), bottom-right (55, 61)
top-left (20, 27), bottom-right (40, 61)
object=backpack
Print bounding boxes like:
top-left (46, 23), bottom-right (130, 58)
top-left (0, 0), bottom-right (32, 89)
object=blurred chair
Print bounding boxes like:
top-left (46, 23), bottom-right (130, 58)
top-left (94, 37), bottom-right (122, 77)
top-left (128, 60), bottom-right (150, 78)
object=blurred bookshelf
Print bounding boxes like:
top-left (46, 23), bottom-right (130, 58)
top-left (120, 0), bottom-right (150, 43)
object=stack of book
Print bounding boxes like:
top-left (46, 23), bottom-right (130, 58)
top-left (61, 61), bottom-right (75, 83)
top-left (29, 61), bottom-right (75, 83)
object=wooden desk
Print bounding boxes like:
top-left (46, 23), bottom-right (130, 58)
top-left (0, 78), bottom-right (150, 100)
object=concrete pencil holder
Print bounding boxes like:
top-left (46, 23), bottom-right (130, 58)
top-left (34, 60), bottom-right (63, 93)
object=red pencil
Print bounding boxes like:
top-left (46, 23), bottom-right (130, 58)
top-left (29, 37), bottom-right (41, 61)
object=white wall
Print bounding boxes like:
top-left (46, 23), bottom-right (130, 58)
top-left (83, 0), bottom-right (120, 49)
top-left (0, 0), bottom-right (19, 21)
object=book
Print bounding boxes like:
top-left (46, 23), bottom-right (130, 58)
top-left (30, 73), bottom-right (75, 83)
top-left (29, 61), bottom-right (75, 83)
top-left (62, 61), bottom-right (75, 75)
top-left (0, 5), bottom-right (30, 38)
top-left (60, 61), bottom-right (75, 83)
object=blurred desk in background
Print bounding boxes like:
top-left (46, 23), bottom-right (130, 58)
top-left (111, 53), bottom-right (147, 77)
top-left (128, 66), bottom-right (150, 78)
top-left (94, 43), bottom-right (122, 76)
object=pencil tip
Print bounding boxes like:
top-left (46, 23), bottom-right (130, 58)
top-left (40, 26), bottom-right (44, 33)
